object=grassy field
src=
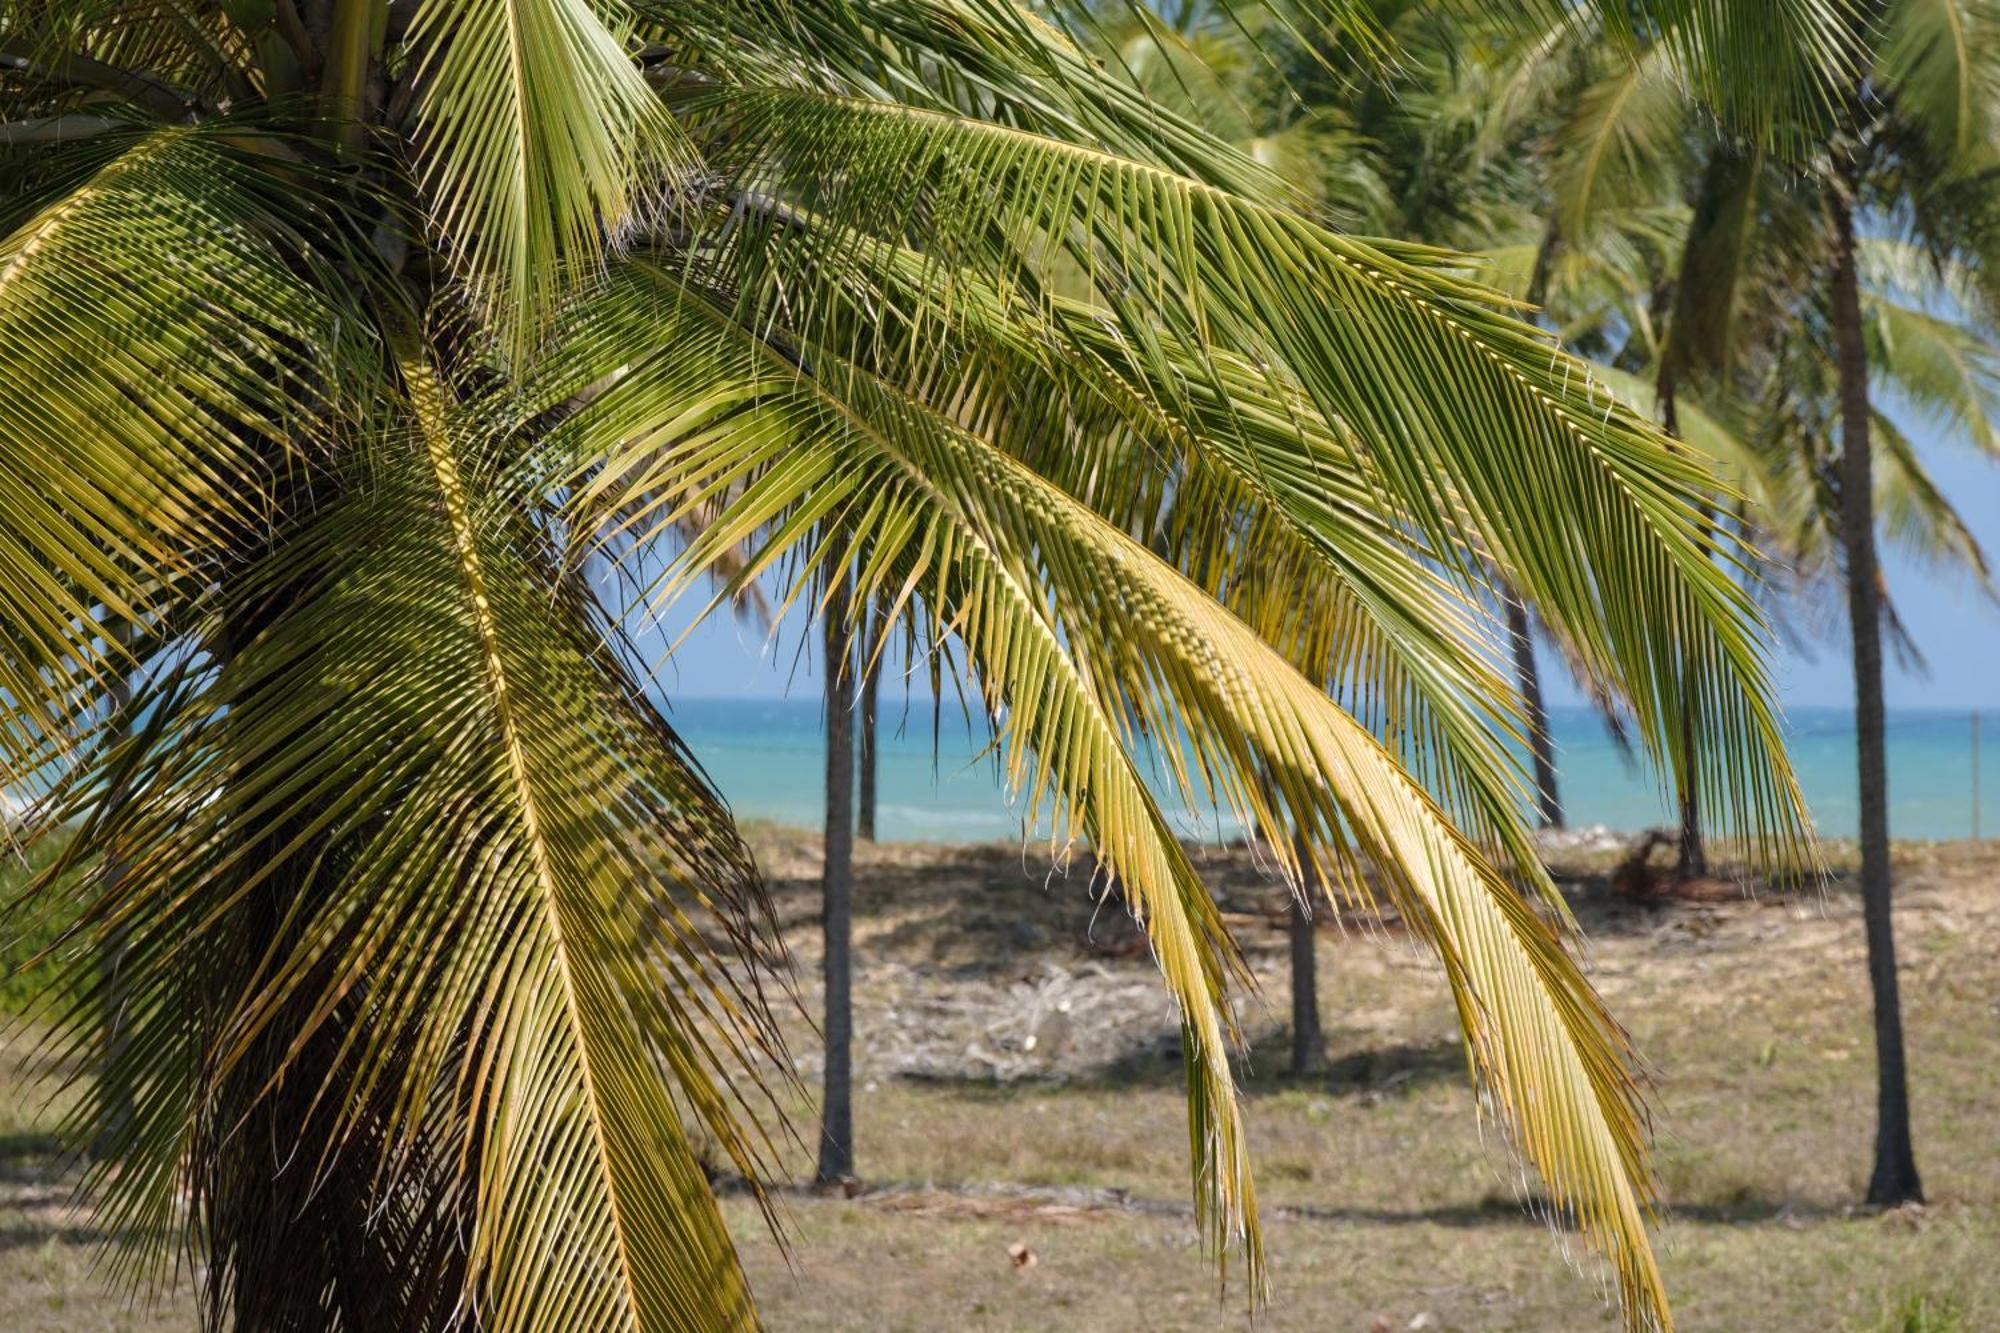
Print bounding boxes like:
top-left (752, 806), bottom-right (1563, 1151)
top-left (3, 831), bottom-right (1996, 1330)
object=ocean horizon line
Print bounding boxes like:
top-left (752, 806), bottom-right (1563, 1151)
top-left (665, 698), bottom-right (1998, 845)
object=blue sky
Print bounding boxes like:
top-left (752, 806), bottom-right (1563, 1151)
top-left (1747, 429), bottom-right (2000, 711)
top-left (645, 423), bottom-right (2000, 712)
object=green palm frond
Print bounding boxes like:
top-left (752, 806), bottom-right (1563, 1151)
top-left (538, 264), bottom-right (1671, 1324)
top-left (1524, 0), bottom-right (1863, 148)
top-left (686, 84), bottom-right (1807, 859)
top-left (645, 208), bottom-right (1534, 861)
top-left (1868, 285), bottom-right (2000, 458)
top-left (537, 262), bottom-right (1266, 1278)
top-left (0, 2), bottom-right (245, 116)
top-left (25, 340), bottom-right (785, 1329)
top-left (1872, 410), bottom-right (1995, 582)
top-left (1879, 0), bottom-right (2000, 159)
top-left (0, 125), bottom-right (360, 763)
top-left (408, 0), bottom-right (693, 353)
top-left (1551, 39), bottom-right (1688, 241)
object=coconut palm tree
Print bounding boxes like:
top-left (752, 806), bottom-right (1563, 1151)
top-left (817, 562), bottom-right (858, 1184)
top-left (0, 2), bottom-right (1833, 1328)
top-left (1542, 0), bottom-right (2000, 1205)
top-left (1805, 42), bottom-right (2000, 1198)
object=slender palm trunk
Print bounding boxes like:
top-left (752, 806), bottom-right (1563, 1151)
top-left (856, 593), bottom-right (882, 843)
top-left (322, 0), bottom-right (376, 151)
top-left (1831, 165), bottom-right (1922, 1206)
top-left (1511, 231), bottom-right (1564, 833)
top-left (817, 564), bottom-right (858, 1185)
top-left (1673, 711), bottom-right (1706, 878)
top-left (1657, 366), bottom-right (1709, 879)
top-left (93, 618), bottom-right (138, 1158)
top-left (1288, 833), bottom-right (1324, 1076)
top-left (1504, 592), bottom-right (1563, 830)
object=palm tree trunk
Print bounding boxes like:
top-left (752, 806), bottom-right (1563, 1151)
top-left (1831, 163), bottom-right (1922, 1207)
top-left (816, 565), bottom-right (857, 1185)
top-left (1673, 712), bottom-right (1706, 878)
top-left (1288, 833), bottom-right (1324, 1077)
top-left (93, 617), bottom-right (138, 1159)
top-left (1511, 230), bottom-right (1565, 834)
top-left (322, 0), bottom-right (376, 151)
top-left (856, 593), bottom-right (882, 843)
top-left (1657, 366), bottom-right (1709, 879)
top-left (1504, 591), bottom-right (1563, 830)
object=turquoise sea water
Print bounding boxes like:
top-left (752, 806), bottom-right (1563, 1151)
top-left (668, 698), bottom-right (1998, 844)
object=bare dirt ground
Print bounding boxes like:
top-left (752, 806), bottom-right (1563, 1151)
top-left (4, 831), bottom-right (1997, 1331)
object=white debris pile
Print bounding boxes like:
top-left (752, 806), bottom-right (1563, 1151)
top-left (795, 957), bottom-right (1184, 1084)
top-left (1533, 824), bottom-right (1627, 856)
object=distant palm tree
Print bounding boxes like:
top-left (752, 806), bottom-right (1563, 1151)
top-left (1806, 2), bottom-right (2000, 1205)
top-left (818, 563), bottom-right (858, 1185)
top-left (1540, 0), bottom-right (2000, 1203)
top-left (0, 2), bottom-right (1828, 1328)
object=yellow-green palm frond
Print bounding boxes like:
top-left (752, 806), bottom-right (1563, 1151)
top-left (0, 0), bottom-right (249, 116)
top-left (647, 211), bottom-right (1534, 866)
top-left (22, 339), bottom-right (786, 1331)
top-left (1879, 0), bottom-right (2000, 162)
top-left (536, 265), bottom-right (1264, 1286)
top-left (1872, 411), bottom-right (1995, 585)
top-left (1861, 279), bottom-right (2000, 585)
top-left (539, 266), bottom-right (1674, 1327)
top-left (1551, 40), bottom-right (1690, 244)
top-left (1520, 0), bottom-right (1863, 150)
top-left (408, 0), bottom-right (695, 356)
top-left (0, 124), bottom-right (364, 767)
top-left (1868, 284), bottom-right (2000, 459)
top-left (683, 84), bottom-right (1807, 863)
top-left (648, 0), bottom-right (1300, 203)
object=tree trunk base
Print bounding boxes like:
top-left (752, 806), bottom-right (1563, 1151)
top-left (1866, 1147), bottom-right (1924, 1209)
top-left (1288, 838), bottom-right (1325, 1078)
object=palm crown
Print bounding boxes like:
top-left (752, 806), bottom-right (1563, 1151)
top-left (0, 2), bottom-right (1838, 1330)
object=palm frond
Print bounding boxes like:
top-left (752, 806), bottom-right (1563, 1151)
top-left (651, 208), bottom-right (1536, 871)
top-left (0, 125), bottom-right (360, 771)
top-left (540, 264), bottom-right (1266, 1286)
top-left (1551, 40), bottom-right (1689, 241)
top-left (685, 84), bottom-right (1808, 861)
top-left (408, 0), bottom-right (693, 355)
top-left (1879, 0), bottom-right (2000, 162)
top-left (25, 339), bottom-right (785, 1331)
top-left (539, 263), bottom-right (1677, 1328)
top-left (1871, 409), bottom-right (1995, 583)
top-left (1867, 285), bottom-right (2000, 458)
top-left (1525, 0), bottom-right (1863, 148)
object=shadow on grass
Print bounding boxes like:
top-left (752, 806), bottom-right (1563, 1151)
top-left (0, 1221), bottom-right (126, 1252)
top-left (1277, 1192), bottom-right (1851, 1229)
top-left (728, 1176), bottom-right (1854, 1233)
top-left (0, 1131), bottom-right (178, 1253)
top-left (0, 1131), bottom-right (66, 1185)
top-left (898, 1030), bottom-right (1466, 1101)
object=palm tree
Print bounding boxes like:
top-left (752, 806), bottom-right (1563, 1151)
top-left (818, 564), bottom-right (858, 1184)
top-left (0, 3), bottom-right (1825, 1328)
top-left (1545, 0), bottom-right (2000, 1203)
top-left (1810, 21), bottom-right (2000, 1197)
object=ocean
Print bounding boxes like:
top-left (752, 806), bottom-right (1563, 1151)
top-left (666, 697), bottom-right (1996, 845)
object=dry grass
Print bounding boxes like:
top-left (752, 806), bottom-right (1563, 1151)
top-left (4, 833), bottom-right (1997, 1330)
